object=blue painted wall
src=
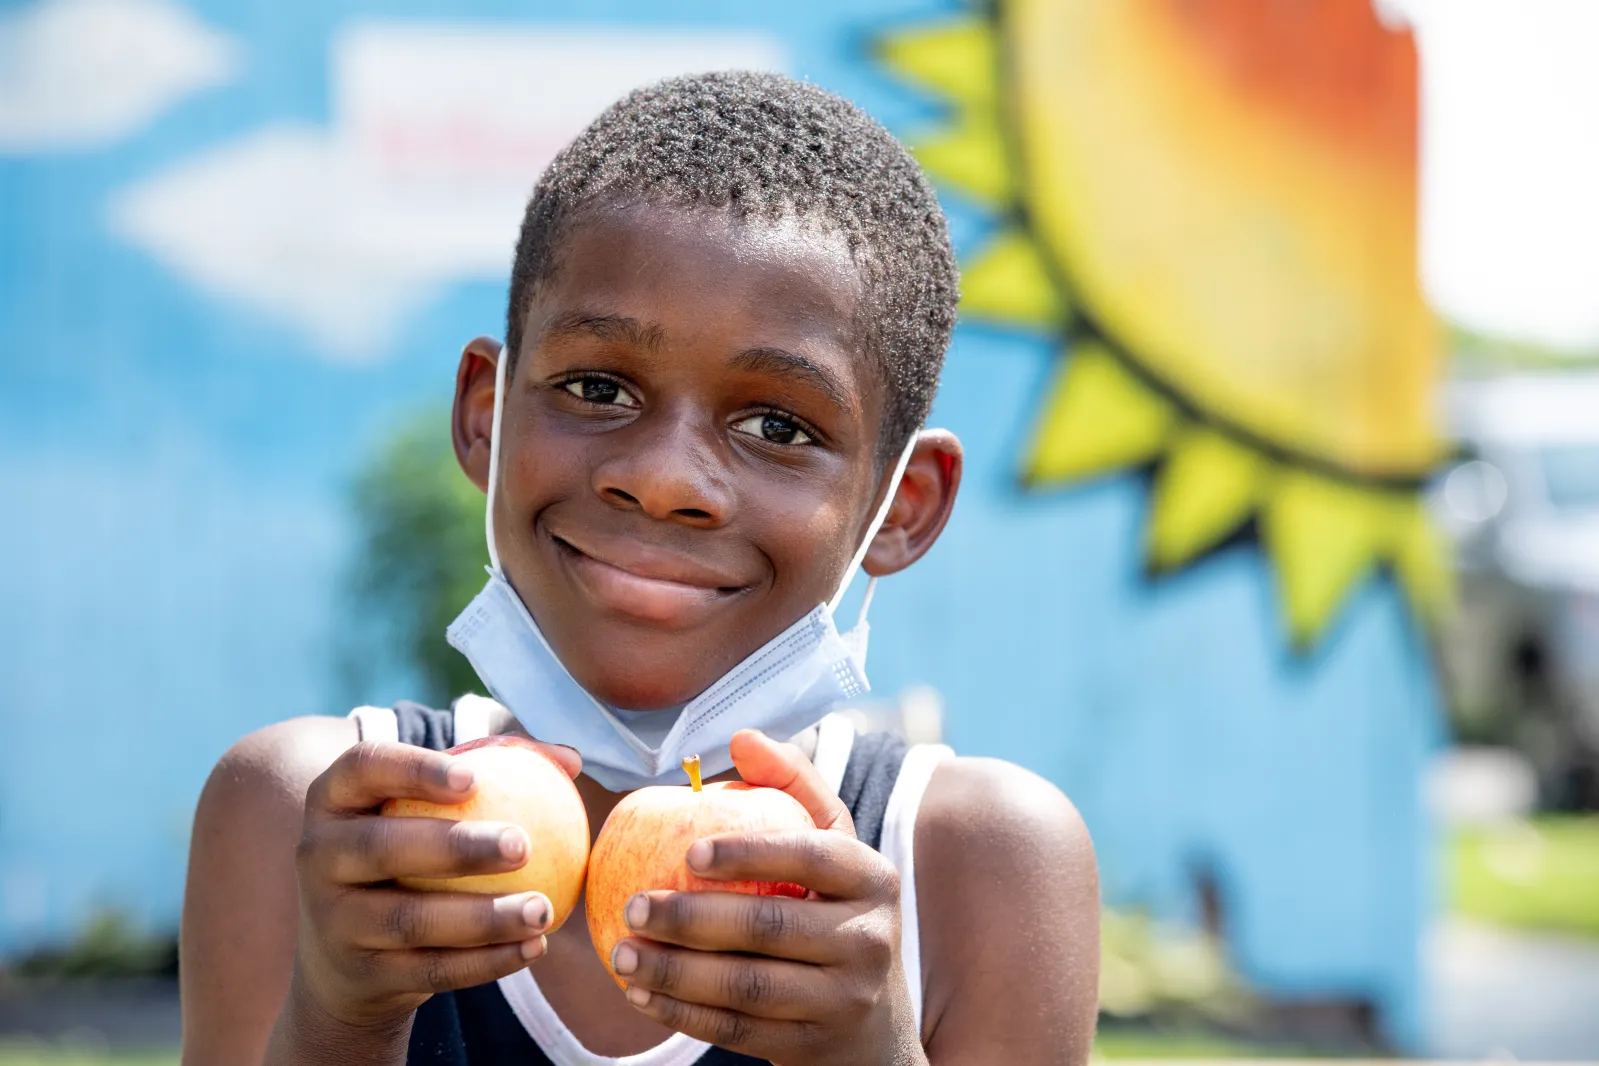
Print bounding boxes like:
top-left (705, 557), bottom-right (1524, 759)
top-left (0, 0), bottom-right (1441, 1048)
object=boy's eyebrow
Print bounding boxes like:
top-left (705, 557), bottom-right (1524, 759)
top-left (539, 312), bottom-right (853, 415)
top-left (729, 347), bottom-right (854, 414)
top-left (539, 311), bottom-right (666, 350)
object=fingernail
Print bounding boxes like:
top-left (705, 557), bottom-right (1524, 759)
top-left (499, 828), bottom-right (528, 862)
top-left (611, 941), bottom-right (638, 976)
top-left (626, 986), bottom-right (652, 1007)
top-left (521, 935), bottom-right (547, 961)
top-left (522, 895), bottom-right (550, 931)
top-left (625, 894), bottom-right (649, 930)
top-left (445, 761), bottom-right (474, 792)
top-left (685, 840), bottom-right (713, 871)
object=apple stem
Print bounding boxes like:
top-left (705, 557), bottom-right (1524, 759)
top-left (683, 754), bottom-right (703, 792)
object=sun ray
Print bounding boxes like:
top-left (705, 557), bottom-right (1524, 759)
top-left (959, 225), bottom-right (1066, 327)
top-left (878, 18), bottom-right (1014, 207)
top-left (1025, 344), bottom-right (1175, 484)
top-left (1147, 427), bottom-right (1266, 570)
top-left (1394, 502), bottom-right (1454, 623)
top-left (905, 115), bottom-right (1015, 206)
top-left (875, 18), bottom-right (998, 110)
top-left (1264, 472), bottom-right (1408, 646)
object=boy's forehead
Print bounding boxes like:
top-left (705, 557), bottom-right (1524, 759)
top-left (543, 204), bottom-right (863, 313)
top-left (535, 203), bottom-right (862, 334)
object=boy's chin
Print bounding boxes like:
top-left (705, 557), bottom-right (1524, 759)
top-left (574, 665), bottom-right (713, 713)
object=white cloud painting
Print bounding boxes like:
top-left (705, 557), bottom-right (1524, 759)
top-left (0, 0), bottom-right (238, 152)
top-left (110, 25), bottom-right (783, 360)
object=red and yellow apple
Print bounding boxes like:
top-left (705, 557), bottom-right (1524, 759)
top-left (381, 735), bottom-right (590, 930)
top-left (586, 756), bottom-right (815, 983)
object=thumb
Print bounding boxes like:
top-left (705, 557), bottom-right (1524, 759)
top-left (465, 694), bottom-right (584, 780)
top-left (505, 732), bottom-right (582, 781)
top-left (729, 729), bottom-right (856, 838)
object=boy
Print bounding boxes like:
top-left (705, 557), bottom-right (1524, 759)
top-left (180, 73), bottom-right (1098, 1065)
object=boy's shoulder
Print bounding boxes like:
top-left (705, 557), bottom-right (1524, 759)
top-left (197, 715), bottom-right (359, 834)
top-left (919, 755), bottom-right (1093, 866)
top-left (212, 714), bottom-right (358, 790)
top-left (913, 756), bottom-right (1099, 1049)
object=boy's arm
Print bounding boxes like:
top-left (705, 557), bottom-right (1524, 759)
top-left (180, 715), bottom-right (358, 1066)
top-left (183, 715), bottom-right (564, 1066)
top-left (916, 757), bottom-right (1100, 1065)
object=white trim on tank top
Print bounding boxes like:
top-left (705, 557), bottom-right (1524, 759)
top-left (880, 741), bottom-right (953, 1035)
top-left (452, 694), bottom-right (496, 745)
top-left (809, 710), bottom-right (857, 795)
top-left (348, 705), bottom-right (400, 745)
top-left (347, 706), bottom-right (951, 1065)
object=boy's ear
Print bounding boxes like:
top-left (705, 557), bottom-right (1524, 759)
top-left (452, 336), bottom-right (503, 493)
top-left (861, 430), bottom-right (963, 578)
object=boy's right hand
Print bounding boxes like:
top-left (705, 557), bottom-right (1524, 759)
top-left (287, 740), bottom-right (568, 1032)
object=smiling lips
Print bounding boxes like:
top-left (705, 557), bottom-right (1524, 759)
top-left (550, 530), bottom-right (749, 626)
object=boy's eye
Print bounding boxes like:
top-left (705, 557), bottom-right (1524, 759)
top-left (732, 412), bottom-right (813, 446)
top-left (562, 376), bottom-right (639, 408)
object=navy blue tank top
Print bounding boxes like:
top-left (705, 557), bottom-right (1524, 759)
top-left (386, 702), bottom-right (909, 1066)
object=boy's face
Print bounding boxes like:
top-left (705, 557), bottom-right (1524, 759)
top-left (454, 204), bottom-right (959, 711)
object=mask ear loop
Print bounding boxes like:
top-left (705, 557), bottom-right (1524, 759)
top-left (483, 346), bottom-right (510, 574)
top-left (827, 430), bottom-right (922, 619)
top-left (477, 346), bottom-right (623, 722)
top-left (855, 576), bottom-right (879, 630)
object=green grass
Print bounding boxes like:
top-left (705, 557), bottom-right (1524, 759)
top-left (0, 1046), bottom-right (175, 1066)
top-left (1093, 1031), bottom-right (1319, 1058)
top-left (1450, 815), bottom-right (1599, 938)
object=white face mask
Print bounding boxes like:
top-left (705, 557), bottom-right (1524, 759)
top-left (446, 347), bottom-right (919, 791)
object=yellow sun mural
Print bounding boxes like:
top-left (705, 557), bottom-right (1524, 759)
top-left (880, 0), bottom-right (1451, 646)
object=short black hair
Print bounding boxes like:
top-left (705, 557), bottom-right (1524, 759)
top-left (506, 71), bottom-right (958, 462)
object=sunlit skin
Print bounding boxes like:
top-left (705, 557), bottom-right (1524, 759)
top-left (179, 201), bottom-right (1100, 1066)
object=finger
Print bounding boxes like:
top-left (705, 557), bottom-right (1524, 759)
top-left (533, 739), bottom-right (582, 780)
top-left (497, 726), bottom-right (583, 780)
top-left (341, 889), bottom-right (553, 950)
top-left (622, 987), bottom-right (799, 1055)
top-left (687, 829), bottom-right (896, 901)
top-left (395, 938), bottom-right (548, 995)
top-left (304, 816), bottom-right (528, 885)
top-left (309, 742), bottom-right (475, 814)
top-left (621, 890), bottom-right (851, 964)
top-left (729, 729), bottom-right (854, 835)
top-left (611, 939), bottom-right (830, 1021)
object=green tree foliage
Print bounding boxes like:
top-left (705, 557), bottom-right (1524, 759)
top-left (1097, 909), bottom-right (1247, 1024)
top-left (343, 412), bottom-right (487, 707)
top-left (11, 910), bottom-right (177, 980)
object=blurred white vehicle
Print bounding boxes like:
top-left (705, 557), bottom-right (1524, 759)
top-left (1434, 375), bottom-right (1599, 808)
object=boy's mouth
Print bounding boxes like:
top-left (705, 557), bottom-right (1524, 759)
top-left (547, 528), bottom-right (751, 627)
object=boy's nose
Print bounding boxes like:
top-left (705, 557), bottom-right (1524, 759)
top-left (590, 414), bottom-right (731, 527)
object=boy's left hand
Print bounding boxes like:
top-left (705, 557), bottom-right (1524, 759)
top-left (609, 728), bottom-right (925, 1066)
